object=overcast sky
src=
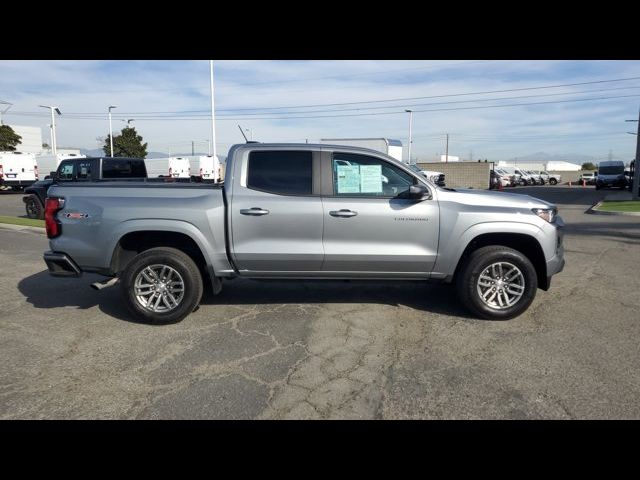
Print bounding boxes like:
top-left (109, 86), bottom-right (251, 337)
top-left (1, 60), bottom-right (639, 161)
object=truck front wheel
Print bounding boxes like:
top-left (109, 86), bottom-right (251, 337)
top-left (549, 178), bottom-right (558, 185)
top-left (121, 247), bottom-right (203, 325)
top-left (456, 246), bottom-right (538, 320)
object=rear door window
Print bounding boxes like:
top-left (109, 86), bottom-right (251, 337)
top-left (247, 151), bottom-right (313, 195)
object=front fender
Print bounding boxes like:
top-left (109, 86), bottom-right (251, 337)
top-left (433, 220), bottom-right (544, 278)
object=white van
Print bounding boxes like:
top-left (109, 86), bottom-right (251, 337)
top-left (190, 155), bottom-right (222, 182)
top-left (36, 153), bottom-right (87, 179)
top-left (144, 157), bottom-right (191, 178)
top-left (0, 152), bottom-right (38, 190)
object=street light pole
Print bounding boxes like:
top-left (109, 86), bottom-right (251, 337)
top-left (38, 105), bottom-right (61, 156)
top-left (108, 105), bottom-right (117, 157)
top-left (633, 109), bottom-right (640, 199)
top-left (405, 109), bottom-right (413, 164)
top-left (209, 61), bottom-right (218, 160)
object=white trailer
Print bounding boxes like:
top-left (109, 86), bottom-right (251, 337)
top-left (36, 153), bottom-right (86, 179)
top-left (320, 138), bottom-right (404, 162)
top-left (145, 157), bottom-right (191, 178)
top-left (0, 151), bottom-right (38, 190)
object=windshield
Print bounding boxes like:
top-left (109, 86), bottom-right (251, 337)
top-left (598, 166), bottom-right (624, 175)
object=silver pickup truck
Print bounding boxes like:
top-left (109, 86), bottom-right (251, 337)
top-left (43, 143), bottom-right (565, 324)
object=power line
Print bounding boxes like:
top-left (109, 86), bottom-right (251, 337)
top-left (8, 88), bottom-right (640, 122)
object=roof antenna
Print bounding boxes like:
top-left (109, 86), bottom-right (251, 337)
top-left (238, 124), bottom-right (249, 143)
top-left (238, 124), bottom-right (259, 143)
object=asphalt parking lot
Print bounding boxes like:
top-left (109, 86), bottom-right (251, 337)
top-left (0, 190), bottom-right (29, 218)
top-left (1, 186), bottom-right (639, 419)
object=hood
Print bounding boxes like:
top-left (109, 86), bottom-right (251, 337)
top-left (438, 188), bottom-right (554, 209)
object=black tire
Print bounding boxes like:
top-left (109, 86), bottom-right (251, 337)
top-left (24, 195), bottom-right (43, 219)
top-left (549, 178), bottom-right (557, 185)
top-left (120, 247), bottom-right (203, 325)
top-left (456, 245), bottom-right (538, 320)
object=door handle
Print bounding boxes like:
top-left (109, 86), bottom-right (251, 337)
top-left (329, 209), bottom-right (358, 218)
top-left (240, 208), bottom-right (270, 216)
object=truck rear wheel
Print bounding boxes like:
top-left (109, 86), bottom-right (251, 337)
top-left (24, 195), bottom-right (43, 219)
top-left (121, 247), bottom-right (203, 325)
top-left (456, 245), bottom-right (537, 320)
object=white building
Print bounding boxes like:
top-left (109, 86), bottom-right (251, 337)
top-left (4, 124), bottom-right (42, 154)
top-left (498, 160), bottom-right (581, 172)
top-left (440, 155), bottom-right (460, 162)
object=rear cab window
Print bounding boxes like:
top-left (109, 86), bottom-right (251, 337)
top-left (247, 151), bottom-right (313, 195)
top-left (102, 159), bottom-right (146, 178)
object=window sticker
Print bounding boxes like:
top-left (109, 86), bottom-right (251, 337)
top-left (359, 164), bottom-right (383, 193)
top-left (336, 165), bottom-right (361, 193)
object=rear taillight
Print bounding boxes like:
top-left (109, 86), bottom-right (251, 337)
top-left (34, 165), bottom-right (39, 180)
top-left (45, 197), bottom-right (64, 239)
top-left (0, 164), bottom-right (3, 179)
top-left (168, 167), bottom-right (172, 176)
top-left (199, 168), bottom-right (203, 176)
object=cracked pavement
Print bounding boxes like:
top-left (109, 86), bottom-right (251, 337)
top-left (0, 186), bottom-right (639, 419)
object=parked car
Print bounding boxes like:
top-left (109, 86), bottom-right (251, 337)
top-left (494, 168), bottom-right (514, 187)
top-left (529, 170), bottom-right (546, 185)
top-left (595, 161), bottom-right (627, 190)
top-left (405, 164), bottom-right (445, 187)
top-left (578, 172), bottom-right (596, 185)
top-left (43, 143), bottom-right (565, 324)
top-left (498, 167), bottom-right (522, 186)
top-left (489, 170), bottom-right (503, 189)
top-left (23, 157), bottom-right (147, 219)
top-left (514, 168), bottom-right (536, 186)
top-left (540, 171), bottom-right (561, 185)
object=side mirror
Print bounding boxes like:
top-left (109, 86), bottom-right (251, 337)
top-left (406, 184), bottom-right (431, 201)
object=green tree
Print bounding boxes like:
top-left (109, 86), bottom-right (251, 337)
top-left (0, 125), bottom-right (22, 151)
top-left (103, 126), bottom-right (148, 158)
top-left (582, 162), bottom-right (596, 170)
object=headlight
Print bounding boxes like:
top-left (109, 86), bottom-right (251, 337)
top-left (532, 207), bottom-right (557, 223)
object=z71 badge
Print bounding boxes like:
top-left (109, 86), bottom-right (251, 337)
top-left (65, 213), bottom-right (89, 219)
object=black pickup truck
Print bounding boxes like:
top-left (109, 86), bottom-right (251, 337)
top-left (23, 157), bottom-right (147, 219)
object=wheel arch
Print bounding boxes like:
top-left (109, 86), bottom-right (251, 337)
top-left (451, 231), bottom-right (548, 290)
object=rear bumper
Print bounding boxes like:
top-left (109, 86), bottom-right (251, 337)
top-left (43, 251), bottom-right (82, 277)
top-left (1, 179), bottom-right (36, 187)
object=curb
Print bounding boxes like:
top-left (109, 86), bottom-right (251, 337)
top-left (0, 222), bottom-right (46, 234)
top-left (589, 201), bottom-right (640, 216)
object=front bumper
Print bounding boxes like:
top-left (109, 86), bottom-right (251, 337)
top-left (43, 251), bottom-right (82, 277)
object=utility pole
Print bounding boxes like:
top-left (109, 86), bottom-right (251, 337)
top-left (405, 109), bottom-right (413, 164)
top-left (627, 109), bottom-right (640, 200)
top-left (608, 149), bottom-right (613, 161)
top-left (445, 133), bottom-right (449, 163)
top-left (108, 105), bottom-right (117, 157)
top-left (192, 141), bottom-right (195, 156)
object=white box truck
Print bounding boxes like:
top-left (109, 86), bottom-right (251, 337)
top-left (0, 151), bottom-right (38, 190)
top-left (36, 153), bottom-right (86, 179)
top-left (145, 156), bottom-right (191, 178)
top-left (320, 138), bottom-right (404, 162)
